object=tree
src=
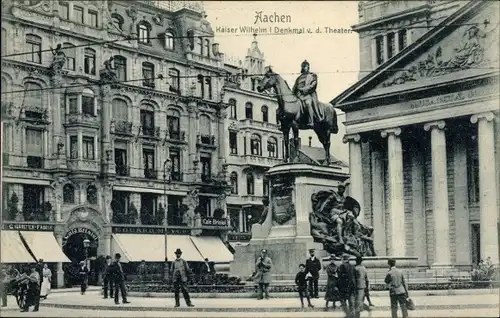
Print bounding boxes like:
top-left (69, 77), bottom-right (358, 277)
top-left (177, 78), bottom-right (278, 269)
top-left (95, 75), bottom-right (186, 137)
top-left (128, 202), bottom-right (139, 225)
top-left (7, 192), bottom-right (19, 220)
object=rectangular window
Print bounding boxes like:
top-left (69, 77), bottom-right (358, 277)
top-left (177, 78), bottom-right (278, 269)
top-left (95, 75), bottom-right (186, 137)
top-left (140, 110), bottom-right (154, 136)
top-left (200, 154), bottom-right (211, 182)
top-left (142, 63), bottom-right (155, 88)
top-left (198, 196), bottom-right (210, 217)
top-left (143, 148), bottom-right (155, 179)
top-left (84, 50), bottom-right (96, 75)
top-left (88, 10), bottom-right (98, 27)
top-left (26, 35), bottom-right (41, 64)
top-left (114, 147), bottom-right (128, 176)
top-left (168, 116), bottom-right (180, 139)
top-left (59, 2), bottom-right (69, 20)
top-left (69, 136), bottom-right (78, 159)
top-left (82, 136), bottom-right (94, 160)
top-left (167, 195), bottom-right (184, 225)
top-left (74, 6), bottom-right (84, 24)
top-left (375, 35), bottom-right (384, 65)
top-left (204, 77), bottom-right (212, 100)
top-left (69, 97), bottom-right (78, 114)
top-left (229, 132), bottom-right (238, 155)
top-left (115, 57), bottom-right (127, 81)
top-left (22, 185), bottom-right (44, 221)
top-left (82, 96), bottom-right (94, 115)
top-left (169, 148), bottom-right (181, 181)
top-left (168, 69), bottom-right (180, 92)
top-left (26, 128), bottom-right (43, 168)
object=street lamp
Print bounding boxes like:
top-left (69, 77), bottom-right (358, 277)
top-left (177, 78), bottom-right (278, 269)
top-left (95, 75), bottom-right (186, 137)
top-left (83, 238), bottom-right (90, 268)
top-left (163, 158), bottom-right (172, 265)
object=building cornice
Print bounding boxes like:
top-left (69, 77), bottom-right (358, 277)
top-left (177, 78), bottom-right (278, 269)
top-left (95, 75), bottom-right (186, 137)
top-left (223, 86), bottom-right (278, 103)
top-left (352, 4), bottom-right (431, 32)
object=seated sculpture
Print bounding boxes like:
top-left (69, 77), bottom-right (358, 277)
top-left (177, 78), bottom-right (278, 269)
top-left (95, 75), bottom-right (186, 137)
top-left (310, 186), bottom-right (375, 257)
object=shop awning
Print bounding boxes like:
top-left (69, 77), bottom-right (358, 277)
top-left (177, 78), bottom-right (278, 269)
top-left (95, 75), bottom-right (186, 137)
top-left (20, 231), bottom-right (70, 263)
top-left (190, 236), bottom-right (234, 263)
top-left (111, 234), bottom-right (165, 263)
top-left (1, 231), bottom-right (35, 263)
top-left (166, 235), bottom-right (204, 262)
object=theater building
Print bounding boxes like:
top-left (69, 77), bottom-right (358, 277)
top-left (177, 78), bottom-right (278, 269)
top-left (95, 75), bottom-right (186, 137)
top-left (333, 0), bottom-right (499, 267)
top-left (1, 0), bottom-right (233, 287)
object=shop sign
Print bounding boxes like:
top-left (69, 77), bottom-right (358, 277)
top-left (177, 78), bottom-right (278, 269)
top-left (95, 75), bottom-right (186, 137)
top-left (63, 227), bottom-right (99, 242)
top-left (1, 223), bottom-right (55, 232)
top-left (111, 226), bottom-right (191, 236)
top-left (201, 217), bottom-right (228, 227)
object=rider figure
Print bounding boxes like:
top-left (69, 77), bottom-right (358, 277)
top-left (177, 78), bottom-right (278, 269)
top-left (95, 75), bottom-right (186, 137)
top-left (292, 60), bottom-right (321, 129)
top-left (330, 184), bottom-right (355, 244)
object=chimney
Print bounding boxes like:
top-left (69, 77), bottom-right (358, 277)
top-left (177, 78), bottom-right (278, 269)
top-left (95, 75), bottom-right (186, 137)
top-left (308, 136), bottom-right (312, 147)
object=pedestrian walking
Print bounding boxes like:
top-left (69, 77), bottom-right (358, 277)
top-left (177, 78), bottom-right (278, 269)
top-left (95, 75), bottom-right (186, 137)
top-left (137, 260), bottom-right (148, 282)
top-left (103, 256), bottom-right (114, 299)
top-left (78, 261), bottom-right (89, 295)
top-left (21, 266), bottom-right (40, 312)
top-left (385, 258), bottom-right (408, 318)
top-left (170, 248), bottom-right (194, 307)
top-left (111, 253), bottom-right (130, 305)
top-left (305, 248), bottom-right (322, 298)
top-left (324, 255), bottom-right (340, 310)
top-left (354, 256), bottom-right (369, 318)
top-left (39, 264), bottom-right (52, 299)
top-left (0, 266), bottom-right (9, 307)
top-left (254, 249), bottom-right (273, 300)
top-left (295, 264), bottom-right (314, 308)
top-left (337, 254), bottom-right (356, 318)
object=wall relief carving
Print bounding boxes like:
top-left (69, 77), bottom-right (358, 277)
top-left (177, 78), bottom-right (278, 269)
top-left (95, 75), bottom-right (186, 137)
top-left (270, 175), bottom-right (295, 226)
top-left (383, 21), bottom-right (499, 87)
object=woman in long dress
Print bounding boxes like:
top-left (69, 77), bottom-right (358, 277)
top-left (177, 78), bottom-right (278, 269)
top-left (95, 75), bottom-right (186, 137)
top-left (324, 255), bottom-right (340, 310)
top-left (40, 264), bottom-right (52, 299)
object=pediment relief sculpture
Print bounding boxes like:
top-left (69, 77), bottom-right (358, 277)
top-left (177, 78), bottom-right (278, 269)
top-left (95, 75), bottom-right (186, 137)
top-left (382, 20), bottom-right (499, 88)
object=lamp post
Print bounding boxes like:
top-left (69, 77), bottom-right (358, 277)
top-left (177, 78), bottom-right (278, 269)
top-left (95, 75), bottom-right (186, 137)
top-left (163, 158), bottom-right (172, 262)
top-left (83, 238), bottom-right (90, 269)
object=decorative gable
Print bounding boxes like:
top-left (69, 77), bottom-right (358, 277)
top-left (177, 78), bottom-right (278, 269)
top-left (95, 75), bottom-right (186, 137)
top-left (381, 10), bottom-right (499, 88)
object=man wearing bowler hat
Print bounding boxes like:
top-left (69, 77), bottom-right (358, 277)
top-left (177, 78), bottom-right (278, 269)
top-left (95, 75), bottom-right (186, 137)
top-left (170, 248), bottom-right (194, 307)
top-left (305, 248), bottom-right (322, 298)
top-left (254, 249), bottom-right (273, 300)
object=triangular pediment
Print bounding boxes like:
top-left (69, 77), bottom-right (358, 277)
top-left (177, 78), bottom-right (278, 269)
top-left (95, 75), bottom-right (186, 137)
top-left (332, 0), bottom-right (499, 107)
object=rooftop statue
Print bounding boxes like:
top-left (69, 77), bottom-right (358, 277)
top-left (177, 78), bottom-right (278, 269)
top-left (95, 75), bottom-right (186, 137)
top-left (257, 62), bottom-right (339, 165)
top-left (310, 185), bottom-right (375, 257)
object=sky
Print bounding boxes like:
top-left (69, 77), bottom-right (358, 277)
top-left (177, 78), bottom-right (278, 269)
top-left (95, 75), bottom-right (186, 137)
top-left (203, 1), bottom-right (360, 162)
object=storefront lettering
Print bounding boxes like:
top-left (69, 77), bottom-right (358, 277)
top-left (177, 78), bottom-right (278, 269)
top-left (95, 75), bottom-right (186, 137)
top-left (409, 85), bottom-right (498, 110)
top-left (1, 223), bottom-right (55, 232)
top-left (111, 226), bottom-right (191, 235)
top-left (63, 227), bottom-right (99, 241)
top-left (201, 217), bottom-right (228, 227)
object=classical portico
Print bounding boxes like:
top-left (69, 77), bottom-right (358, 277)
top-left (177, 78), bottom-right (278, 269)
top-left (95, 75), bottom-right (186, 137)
top-left (333, 0), bottom-right (500, 266)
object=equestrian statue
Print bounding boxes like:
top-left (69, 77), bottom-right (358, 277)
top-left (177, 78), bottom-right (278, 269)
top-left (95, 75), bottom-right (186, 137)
top-left (257, 60), bottom-right (339, 165)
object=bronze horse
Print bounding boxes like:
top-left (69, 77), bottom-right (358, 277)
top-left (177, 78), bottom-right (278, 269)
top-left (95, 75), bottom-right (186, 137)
top-left (257, 67), bottom-right (339, 165)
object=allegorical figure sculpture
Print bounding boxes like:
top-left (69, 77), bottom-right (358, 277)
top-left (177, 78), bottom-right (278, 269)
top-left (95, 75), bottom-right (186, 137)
top-left (49, 44), bottom-right (67, 72)
top-left (310, 186), bottom-right (375, 258)
top-left (99, 56), bottom-right (118, 83)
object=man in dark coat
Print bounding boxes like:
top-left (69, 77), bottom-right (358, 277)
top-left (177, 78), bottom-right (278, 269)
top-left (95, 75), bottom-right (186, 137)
top-left (337, 254), bottom-right (356, 318)
top-left (170, 248), bottom-right (194, 307)
top-left (305, 248), bottom-right (322, 298)
top-left (78, 261), bottom-right (89, 295)
top-left (21, 266), bottom-right (40, 312)
top-left (111, 253), bottom-right (130, 305)
top-left (103, 256), bottom-right (114, 299)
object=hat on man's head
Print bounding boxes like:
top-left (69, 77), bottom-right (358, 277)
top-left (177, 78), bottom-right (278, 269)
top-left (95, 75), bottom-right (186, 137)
top-left (261, 249), bottom-right (267, 253)
top-left (115, 253), bottom-right (121, 259)
top-left (301, 60), bottom-right (309, 66)
top-left (329, 254), bottom-right (339, 260)
top-left (309, 249), bottom-right (315, 252)
top-left (80, 261), bottom-right (85, 265)
top-left (342, 253), bottom-right (351, 260)
top-left (338, 183), bottom-right (346, 189)
top-left (175, 248), bottom-right (183, 255)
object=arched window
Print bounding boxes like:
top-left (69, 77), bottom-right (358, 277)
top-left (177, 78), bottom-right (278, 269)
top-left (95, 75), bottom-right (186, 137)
top-left (63, 184), bottom-right (75, 204)
top-left (142, 62), bottom-right (155, 87)
top-left (112, 98), bottom-right (128, 121)
top-left (199, 115), bottom-right (211, 144)
top-left (114, 55), bottom-right (127, 81)
top-left (230, 172), bottom-right (238, 194)
top-left (63, 42), bottom-right (76, 71)
top-left (204, 39), bottom-right (210, 57)
top-left (261, 105), bottom-right (268, 122)
top-left (165, 31), bottom-right (174, 50)
top-left (137, 22), bottom-right (151, 44)
top-left (168, 68), bottom-right (180, 92)
top-left (250, 134), bottom-right (262, 156)
top-left (140, 104), bottom-right (155, 136)
top-left (245, 102), bottom-right (253, 119)
top-left (24, 82), bottom-right (42, 107)
top-left (87, 185), bottom-right (97, 204)
top-left (26, 34), bottom-right (42, 63)
top-left (246, 173), bottom-right (255, 195)
top-left (167, 108), bottom-right (180, 139)
top-left (267, 137), bottom-right (278, 158)
top-left (111, 13), bottom-right (124, 30)
top-left (83, 48), bottom-right (96, 75)
top-left (229, 98), bottom-right (237, 119)
top-left (82, 88), bottom-right (95, 116)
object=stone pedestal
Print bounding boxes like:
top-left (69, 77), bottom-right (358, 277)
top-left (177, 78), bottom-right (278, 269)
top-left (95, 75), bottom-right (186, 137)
top-left (230, 163), bottom-right (349, 280)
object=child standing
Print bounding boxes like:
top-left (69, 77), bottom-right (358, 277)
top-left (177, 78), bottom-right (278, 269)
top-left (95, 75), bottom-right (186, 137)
top-left (295, 264), bottom-right (314, 308)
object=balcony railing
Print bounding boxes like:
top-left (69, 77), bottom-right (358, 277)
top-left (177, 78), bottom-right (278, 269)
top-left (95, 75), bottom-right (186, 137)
top-left (201, 174), bottom-right (212, 183)
top-left (170, 171), bottom-right (183, 182)
top-left (144, 168), bottom-right (158, 179)
top-left (66, 113), bottom-right (99, 126)
top-left (116, 165), bottom-right (130, 176)
top-left (67, 159), bottom-right (99, 172)
top-left (142, 126), bottom-right (155, 136)
top-left (112, 120), bottom-right (133, 135)
top-left (197, 134), bottom-right (216, 147)
top-left (239, 118), bottom-right (279, 130)
top-left (243, 154), bottom-right (282, 167)
top-left (168, 130), bottom-right (186, 141)
top-left (26, 156), bottom-right (43, 169)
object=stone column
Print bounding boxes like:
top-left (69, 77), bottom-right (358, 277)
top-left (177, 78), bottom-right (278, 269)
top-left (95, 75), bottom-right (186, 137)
top-left (411, 142), bottom-right (426, 266)
top-left (423, 121), bottom-right (451, 267)
top-left (343, 134), bottom-right (364, 223)
top-left (54, 232), bottom-right (65, 288)
top-left (471, 112), bottom-right (499, 264)
top-left (50, 75), bottom-right (66, 169)
top-left (101, 85), bottom-right (115, 174)
top-left (382, 34), bottom-right (389, 63)
top-left (380, 128), bottom-right (405, 256)
top-left (187, 100), bottom-right (198, 183)
top-left (395, 31), bottom-right (400, 54)
top-left (370, 145), bottom-right (386, 255)
top-left (370, 38), bottom-right (378, 69)
top-left (239, 208), bottom-right (244, 232)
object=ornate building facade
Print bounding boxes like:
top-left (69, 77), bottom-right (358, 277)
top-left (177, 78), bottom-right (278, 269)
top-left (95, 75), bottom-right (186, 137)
top-left (334, 0), bottom-right (499, 267)
top-left (1, 0), bottom-right (234, 285)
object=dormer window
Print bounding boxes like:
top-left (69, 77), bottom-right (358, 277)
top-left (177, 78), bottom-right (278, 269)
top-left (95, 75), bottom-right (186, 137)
top-left (165, 32), bottom-right (174, 50)
top-left (111, 13), bottom-right (124, 30)
top-left (138, 22), bottom-right (151, 44)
